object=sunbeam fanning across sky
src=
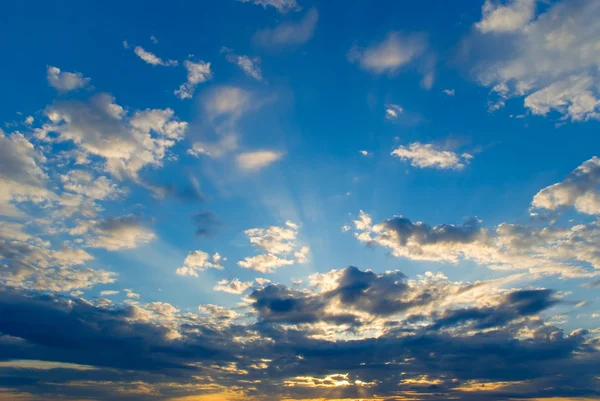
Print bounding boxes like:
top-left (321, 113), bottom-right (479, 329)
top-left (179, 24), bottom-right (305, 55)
top-left (1, 0), bottom-right (600, 400)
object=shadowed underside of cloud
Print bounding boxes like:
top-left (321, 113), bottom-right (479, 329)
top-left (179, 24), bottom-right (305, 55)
top-left (0, 265), bottom-right (598, 400)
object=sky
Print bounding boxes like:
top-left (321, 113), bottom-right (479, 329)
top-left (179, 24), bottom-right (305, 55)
top-left (1, 0), bottom-right (600, 400)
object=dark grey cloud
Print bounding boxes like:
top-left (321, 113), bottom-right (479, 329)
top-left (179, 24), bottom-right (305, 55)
top-left (1, 266), bottom-right (599, 400)
top-left (192, 210), bottom-right (222, 237)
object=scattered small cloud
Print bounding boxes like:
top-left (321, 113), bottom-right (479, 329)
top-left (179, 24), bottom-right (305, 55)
top-left (47, 66), bottom-right (91, 92)
top-left (133, 46), bottom-right (178, 67)
top-left (391, 142), bottom-right (473, 170)
top-left (175, 60), bottom-right (212, 99)
top-left (236, 150), bottom-right (284, 171)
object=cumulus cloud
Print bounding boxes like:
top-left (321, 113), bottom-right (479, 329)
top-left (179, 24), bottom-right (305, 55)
top-left (253, 8), bottom-right (318, 48)
top-left (45, 93), bottom-right (187, 180)
top-left (476, 0), bottom-right (536, 33)
top-left (532, 156), bottom-right (600, 215)
top-left (391, 142), bottom-right (473, 170)
top-left (0, 225), bottom-right (115, 292)
top-left (238, 221), bottom-right (309, 273)
top-left (0, 267), bottom-right (598, 400)
top-left (47, 66), bottom-right (90, 92)
top-left (236, 150), bottom-right (284, 171)
top-left (469, 0), bottom-right (600, 121)
top-left (348, 31), bottom-right (432, 82)
top-left (443, 88), bottom-right (455, 96)
top-left (175, 60), bottom-right (213, 99)
top-left (0, 130), bottom-right (54, 216)
top-left (238, 0), bottom-right (299, 13)
top-left (351, 209), bottom-right (600, 278)
top-left (213, 278), bottom-right (253, 294)
top-left (176, 250), bottom-right (223, 277)
top-left (73, 215), bottom-right (156, 251)
top-left (133, 46), bottom-right (177, 66)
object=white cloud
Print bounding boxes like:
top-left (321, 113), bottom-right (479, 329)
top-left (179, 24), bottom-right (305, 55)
top-left (60, 170), bottom-right (125, 200)
top-left (476, 0), bottom-right (536, 33)
top-left (46, 94), bottom-right (187, 180)
top-left (443, 89), bottom-right (455, 96)
top-left (238, 254), bottom-right (294, 273)
top-left (124, 288), bottom-right (140, 299)
top-left (198, 304), bottom-right (239, 320)
top-left (532, 156), bottom-right (600, 215)
top-left (348, 32), bottom-right (428, 75)
top-left (188, 86), bottom-right (253, 158)
top-left (176, 250), bottom-right (223, 277)
top-left (238, 221), bottom-right (308, 273)
top-left (122, 40), bottom-right (129, 49)
top-left (253, 8), bottom-right (318, 48)
top-left (360, 150), bottom-right (371, 156)
top-left (236, 150), bottom-right (284, 171)
top-left (150, 35), bottom-right (158, 44)
top-left (0, 130), bottom-right (54, 216)
top-left (174, 60), bottom-right (212, 99)
top-left (391, 142), bottom-right (473, 170)
top-left (24, 116), bottom-right (34, 125)
top-left (133, 46), bottom-right (177, 67)
top-left (47, 66), bottom-right (90, 92)
top-left (385, 104), bottom-right (404, 120)
top-left (100, 290), bottom-right (119, 296)
top-left (238, 0), bottom-right (299, 13)
top-left (213, 278), bottom-right (253, 294)
top-left (351, 210), bottom-right (600, 278)
top-left (471, 0), bottom-right (600, 121)
top-left (78, 216), bottom-right (156, 251)
top-left (224, 50), bottom-right (263, 81)
top-left (294, 245), bottom-right (310, 264)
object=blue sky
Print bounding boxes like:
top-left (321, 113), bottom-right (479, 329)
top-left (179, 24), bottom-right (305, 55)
top-left (1, 0), bottom-right (600, 400)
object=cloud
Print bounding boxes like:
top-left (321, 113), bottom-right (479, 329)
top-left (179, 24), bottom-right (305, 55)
top-left (385, 103), bottom-right (404, 120)
top-left (476, 0), bottom-right (536, 33)
top-left (192, 211), bottom-right (222, 237)
top-left (0, 268), bottom-right (598, 400)
top-left (150, 35), bottom-right (158, 44)
top-left (188, 86), bottom-right (253, 158)
top-left (213, 278), bottom-right (253, 294)
top-left (133, 46), bottom-right (177, 66)
top-left (46, 66), bottom-right (90, 92)
top-left (0, 225), bottom-right (115, 292)
top-left (79, 215), bottom-right (156, 251)
top-left (443, 88), bottom-right (455, 96)
top-left (532, 156), bottom-right (600, 215)
top-left (222, 49), bottom-right (263, 81)
top-left (468, 0), bottom-right (600, 121)
top-left (60, 170), bottom-right (125, 201)
top-left (24, 116), bottom-right (34, 125)
top-left (0, 130), bottom-right (54, 216)
top-left (174, 60), bottom-right (212, 99)
top-left (238, 0), bottom-right (299, 13)
top-left (46, 93), bottom-right (187, 180)
top-left (351, 209), bottom-right (600, 278)
top-left (100, 290), bottom-right (119, 296)
top-left (391, 142), bottom-right (473, 170)
top-left (236, 150), bottom-right (284, 171)
top-left (253, 8), bottom-right (318, 48)
top-left (238, 221), bottom-right (309, 273)
top-left (348, 31), bottom-right (428, 75)
top-left (176, 250), bottom-right (223, 277)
